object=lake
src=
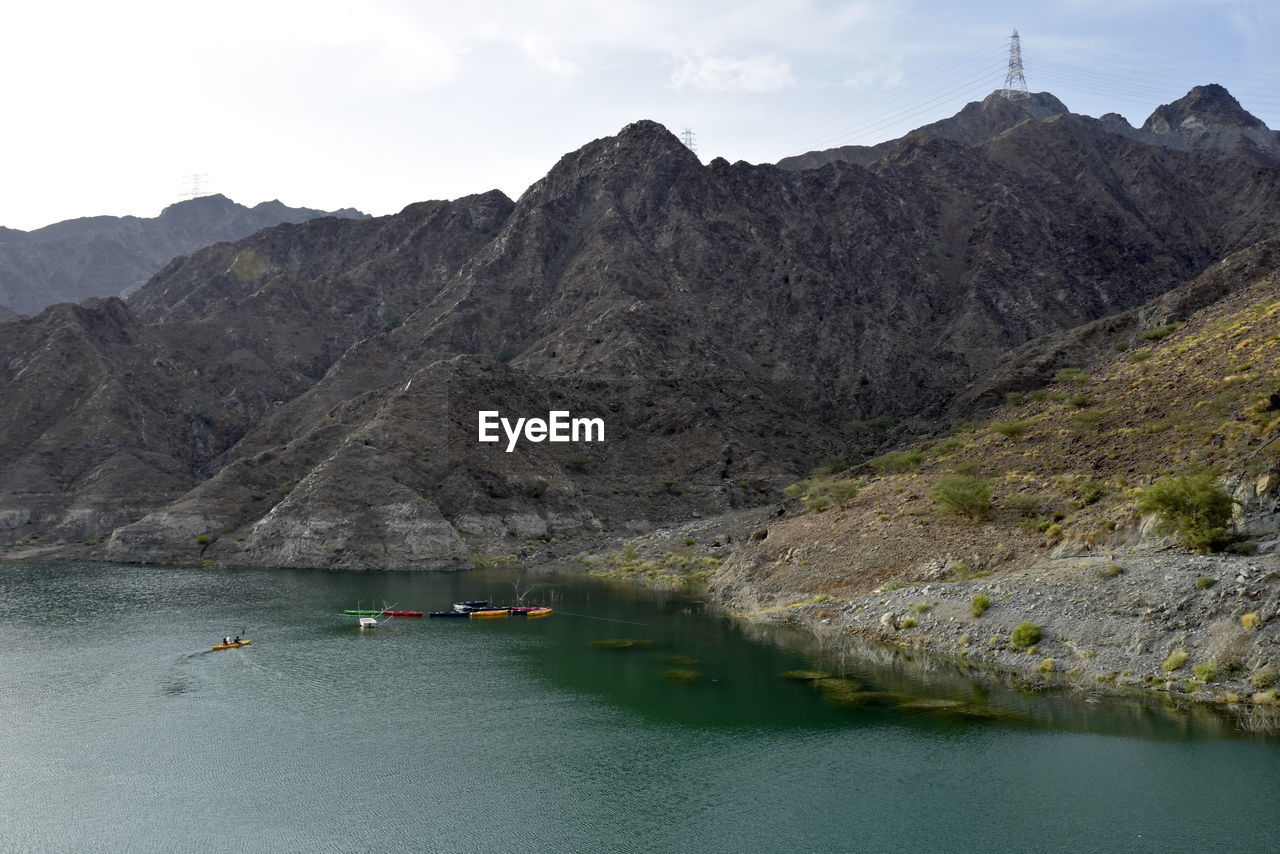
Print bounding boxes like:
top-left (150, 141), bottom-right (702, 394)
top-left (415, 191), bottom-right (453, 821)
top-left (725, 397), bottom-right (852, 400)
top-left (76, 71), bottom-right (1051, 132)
top-left (0, 561), bottom-right (1276, 853)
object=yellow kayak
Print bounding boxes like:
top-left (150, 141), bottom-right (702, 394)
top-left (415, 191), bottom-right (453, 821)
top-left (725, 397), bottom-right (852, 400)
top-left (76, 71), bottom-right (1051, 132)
top-left (211, 639), bottom-right (253, 651)
top-left (469, 609), bottom-right (510, 620)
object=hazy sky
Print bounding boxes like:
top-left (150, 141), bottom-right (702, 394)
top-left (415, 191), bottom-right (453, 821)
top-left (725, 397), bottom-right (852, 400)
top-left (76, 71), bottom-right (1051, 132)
top-left (2, 0), bottom-right (1276, 230)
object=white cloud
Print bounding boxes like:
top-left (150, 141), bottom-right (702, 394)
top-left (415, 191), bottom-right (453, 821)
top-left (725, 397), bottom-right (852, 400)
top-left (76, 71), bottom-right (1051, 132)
top-left (670, 55), bottom-right (797, 91)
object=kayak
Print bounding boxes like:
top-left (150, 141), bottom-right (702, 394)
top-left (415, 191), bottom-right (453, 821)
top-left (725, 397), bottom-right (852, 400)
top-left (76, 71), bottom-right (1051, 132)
top-left (342, 609), bottom-right (383, 616)
top-left (469, 609), bottom-right (510, 620)
top-left (428, 611), bottom-right (471, 618)
top-left (381, 610), bottom-right (424, 617)
top-left (527, 608), bottom-right (553, 619)
top-left (212, 639), bottom-right (252, 651)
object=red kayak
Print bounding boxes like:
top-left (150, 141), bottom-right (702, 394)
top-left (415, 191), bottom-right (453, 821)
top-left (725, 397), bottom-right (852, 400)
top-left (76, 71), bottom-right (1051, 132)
top-left (381, 610), bottom-right (424, 618)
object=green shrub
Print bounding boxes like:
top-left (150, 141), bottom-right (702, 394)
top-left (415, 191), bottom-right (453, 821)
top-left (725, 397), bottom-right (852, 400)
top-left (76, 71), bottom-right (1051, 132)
top-left (1193, 661), bottom-right (1219, 683)
top-left (971, 594), bottom-right (991, 617)
top-left (1069, 408), bottom-right (1105, 433)
top-left (930, 474), bottom-right (992, 521)
top-left (1137, 472), bottom-right (1235, 553)
top-left (1011, 621), bottom-right (1041, 648)
top-left (913, 602), bottom-right (931, 615)
top-left (195, 534), bottom-right (211, 546)
top-left (1037, 658), bottom-right (1056, 675)
top-left (787, 476), bottom-right (859, 511)
top-left (991, 420), bottom-right (1031, 440)
top-left (869, 450), bottom-right (923, 475)
top-left (1096, 564), bottom-right (1125, 579)
top-left (1004, 493), bottom-right (1042, 518)
top-left (1067, 394), bottom-right (1091, 408)
top-left (1004, 391), bottom-right (1026, 407)
top-left (1195, 576), bottom-right (1217, 590)
top-left (1140, 322), bottom-right (1184, 341)
top-left (1127, 350), bottom-right (1154, 363)
top-left (1249, 665), bottom-right (1278, 689)
top-left (1053, 367), bottom-right (1091, 385)
top-left (899, 617), bottom-right (918, 628)
top-left (1072, 479), bottom-right (1105, 507)
top-left (1162, 650), bottom-right (1189, 672)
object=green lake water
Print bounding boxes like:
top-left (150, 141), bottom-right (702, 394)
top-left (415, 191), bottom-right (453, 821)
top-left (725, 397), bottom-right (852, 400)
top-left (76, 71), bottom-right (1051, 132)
top-left (1, 561), bottom-right (1277, 853)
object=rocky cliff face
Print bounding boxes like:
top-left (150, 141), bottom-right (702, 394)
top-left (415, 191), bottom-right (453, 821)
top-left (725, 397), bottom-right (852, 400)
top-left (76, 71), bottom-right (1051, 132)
top-left (0, 195), bottom-right (368, 316)
top-left (3, 86), bottom-right (1280, 569)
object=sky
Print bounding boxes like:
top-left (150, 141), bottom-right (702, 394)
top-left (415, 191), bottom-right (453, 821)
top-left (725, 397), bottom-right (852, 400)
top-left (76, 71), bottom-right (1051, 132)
top-left (2, 0), bottom-right (1276, 231)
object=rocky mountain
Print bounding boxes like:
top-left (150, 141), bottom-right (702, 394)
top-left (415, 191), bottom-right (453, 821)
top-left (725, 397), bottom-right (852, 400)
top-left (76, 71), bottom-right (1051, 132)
top-left (2, 85), bottom-right (1279, 570)
top-left (0, 195), bottom-right (368, 316)
top-left (778, 84), bottom-right (1279, 172)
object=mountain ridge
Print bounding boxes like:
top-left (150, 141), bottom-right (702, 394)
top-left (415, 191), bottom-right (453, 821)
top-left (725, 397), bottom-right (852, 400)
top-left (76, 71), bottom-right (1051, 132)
top-left (0, 194), bottom-right (369, 316)
top-left (2, 85), bottom-right (1279, 571)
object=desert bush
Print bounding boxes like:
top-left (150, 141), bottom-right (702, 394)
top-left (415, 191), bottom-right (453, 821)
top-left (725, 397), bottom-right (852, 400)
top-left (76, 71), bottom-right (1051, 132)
top-left (971, 594), bottom-right (991, 617)
top-left (1193, 661), bottom-right (1219, 682)
top-left (1140, 322), bottom-right (1184, 341)
top-left (1069, 408), bottom-right (1105, 433)
top-left (1195, 576), bottom-right (1217, 590)
top-left (1249, 665), bottom-right (1278, 689)
top-left (1067, 394), bottom-right (1091, 408)
top-left (869, 450), bottom-right (923, 474)
top-left (1096, 564), bottom-right (1125, 579)
top-left (991, 420), bottom-right (1031, 440)
top-left (1137, 472), bottom-right (1235, 553)
top-left (1162, 650), bottom-right (1189, 672)
top-left (1054, 367), bottom-right (1091, 385)
top-left (930, 474), bottom-right (992, 521)
top-left (899, 617), bottom-right (918, 629)
top-left (1037, 658), bottom-right (1055, 675)
top-left (1206, 620), bottom-right (1250, 675)
top-left (1004, 492), bottom-right (1042, 518)
top-left (1242, 612), bottom-right (1262, 631)
top-left (1011, 621), bottom-right (1041, 647)
top-left (195, 534), bottom-right (211, 546)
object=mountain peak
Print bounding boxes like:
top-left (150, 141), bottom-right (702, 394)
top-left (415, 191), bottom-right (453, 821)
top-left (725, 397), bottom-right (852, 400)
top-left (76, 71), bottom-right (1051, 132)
top-left (1142, 84), bottom-right (1266, 133)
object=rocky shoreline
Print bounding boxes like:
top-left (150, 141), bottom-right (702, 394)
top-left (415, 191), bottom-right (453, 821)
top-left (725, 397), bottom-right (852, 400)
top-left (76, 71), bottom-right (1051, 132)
top-left (713, 545), bottom-right (1279, 730)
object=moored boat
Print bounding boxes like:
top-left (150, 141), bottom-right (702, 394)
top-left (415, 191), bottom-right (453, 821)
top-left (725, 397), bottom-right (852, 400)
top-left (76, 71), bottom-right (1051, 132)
top-left (453, 600), bottom-right (490, 612)
top-left (342, 609), bottom-right (383, 616)
top-left (469, 609), bottom-right (511, 619)
top-left (526, 608), bottom-right (553, 619)
top-left (381, 610), bottom-right (424, 617)
top-left (428, 610), bottom-right (472, 618)
top-left (212, 639), bottom-right (253, 651)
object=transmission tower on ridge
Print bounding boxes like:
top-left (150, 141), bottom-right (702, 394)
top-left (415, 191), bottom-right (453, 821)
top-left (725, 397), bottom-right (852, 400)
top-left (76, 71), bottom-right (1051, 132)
top-left (180, 173), bottom-right (209, 200)
top-left (679, 128), bottom-right (697, 154)
top-left (1001, 29), bottom-right (1028, 100)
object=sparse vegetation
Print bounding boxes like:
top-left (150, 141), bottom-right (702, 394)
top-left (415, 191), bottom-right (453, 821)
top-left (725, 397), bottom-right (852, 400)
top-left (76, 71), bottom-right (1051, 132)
top-left (1010, 621), bottom-right (1040, 647)
top-left (970, 594), bottom-right (991, 617)
top-left (1037, 658), bottom-right (1055, 675)
top-left (930, 474), bottom-right (991, 521)
top-left (1137, 472), bottom-right (1235, 552)
top-left (1249, 665), bottom-right (1278, 690)
top-left (785, 475), bottom-right (859, 512)
top-left (1053, 367), bottom-right (1091, 385)
top-left (1193, 661), bottom-right (1219, 683)
top-left (991, 420), bottom-right (1031, 440)
top-left (869, 450), bottom-right (923, 474)
top-left (1096, 564), bottom-right (1125, 579)
top-left (1195, 576), bottom-right (1217, 590)
top-left (1140, 322), bottom-right (1184, 341)
top-left (1162, 650), bottom-right (1189, 672)
top-left (1242, 612), bottom-right (1261, 631)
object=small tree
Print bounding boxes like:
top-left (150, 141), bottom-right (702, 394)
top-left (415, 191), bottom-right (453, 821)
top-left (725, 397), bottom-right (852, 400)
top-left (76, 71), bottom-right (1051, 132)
top-left (930, 474), bottom-right (992, 521)
top-left (1138, 472), bottom-right (1235, 553)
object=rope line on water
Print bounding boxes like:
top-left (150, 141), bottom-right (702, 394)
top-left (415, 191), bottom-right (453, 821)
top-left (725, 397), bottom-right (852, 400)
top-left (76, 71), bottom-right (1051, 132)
top-left (550, 609), bottom-right (648, 627)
